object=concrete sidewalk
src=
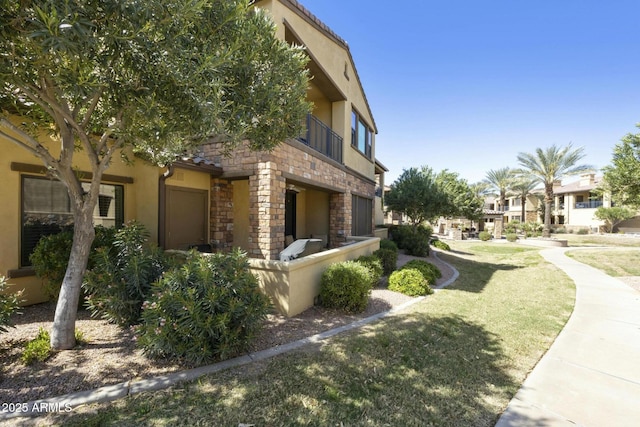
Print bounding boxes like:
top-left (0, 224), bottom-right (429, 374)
top-left (496, 247), bottom-right (640, 427)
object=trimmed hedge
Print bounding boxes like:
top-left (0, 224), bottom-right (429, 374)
top-left (401, 259), bottom-right (441, 282)
top-left (355, 255), bottom-right (383, 286)
top-left (479, 231), bottom-right (492, 241)
top-left (374, 248), bottom-right (398, 276)
top-left (319, 261), bottom-right (373, 313)
top-left (388, 268), bottom-right (433, 296)
top-left (431, 239), bottom-right (451, 251)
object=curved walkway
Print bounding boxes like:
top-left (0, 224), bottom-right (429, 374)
top-left (496, 247), bottom-right (640, 427)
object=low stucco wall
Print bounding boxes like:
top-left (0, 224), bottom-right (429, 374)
top-left (518, 238), bottom-right (568, 248)
top-left (249, 237), bottom-right (380, 317)
top-left (374, 228), bottom-right (388, 240)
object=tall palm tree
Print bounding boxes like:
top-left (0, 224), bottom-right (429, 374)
top-left (484, 167), bottom-right (514, 212)
top-left (517, 143), bottom-right (593, 237)
top-left (510, 176), bottom-right (540, 224)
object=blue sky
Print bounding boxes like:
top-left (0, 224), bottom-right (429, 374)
top-left (304, 0), bottom-right (640, 185)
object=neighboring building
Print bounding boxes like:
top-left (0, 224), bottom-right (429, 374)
top-left (374, 160), bottom-right (388, 227)
top-left (203, 0), bottom-right (381, 260)
top-left (552, 173), bottom-right (640, 233)
top-left (1, 0), bottom-right (384, 305)
top-left (503, 192), bottom-right (542, 224)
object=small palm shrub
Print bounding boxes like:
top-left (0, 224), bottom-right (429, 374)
top-left (506, 233), bottom-right (518, 242)
top-left (30, 226), bottom-right (116, 301)
top-left (84, 222), bottom-right (166, 327)
top-left (431, 239), bottom-right (450, 251)
top-left (388, 268), bottom-right (433, 296)
top-left (479, 231), bottom-right (492, 241)
top-left (136, 250), bottom-right (271, 364)
top-left (374, 248), bottom-right (398, 276)
top-left (319, 261), bottom-right (373, 313)
top-left (355, 255), bottom-right (383, 286)
top-left (379, 239), bottom-right (398, 253)
top-left (401, 259), bottom-right (441, 282)
top-left (0, 276), bottom-right (22, 334)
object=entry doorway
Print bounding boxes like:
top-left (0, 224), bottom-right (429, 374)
top-left (285, 190), bottom-right (297, 239)
top-left (164, 186), bottom-right (208, 250)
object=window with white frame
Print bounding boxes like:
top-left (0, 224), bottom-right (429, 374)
top-left (351, 110), bottom-right (372, 158)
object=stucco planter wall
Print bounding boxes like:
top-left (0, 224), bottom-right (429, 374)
top-left (248, 237), bottom-right (380, 316)
top-left (518, 238), bottom-right (568, 248)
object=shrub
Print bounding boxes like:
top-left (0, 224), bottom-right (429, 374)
top-left (553, 227), bottom-right (567, 234)
top-left (374, 248), bottom-right (398, 276)
top-left (319, 261), bottom-right (373, 314)
top-left (577, 228), bottom-right (590, 235)
top-left (479, 231), bottom-right (492, 241)
top-left (388, 268), bottom-right (433, 296)
top-left (432, 240), bottom-right (450, 251)
top-left (379, 239), bottom-right (398, 253)
top-left (355, 255), bottom-right (383, 286)
top-left (389, 224), bottom-right (412, 249)
top-left (401, 259), bottom-right (442, 281)
top-left (504, 220), bottom-right (520, 234)
top-left (22, 327), bottom-right (51, 365)
top-left (506, 233), bottom-right (518, 242)
top-left (136, 249), bottom-right (271, 363)
top-left (0, 276), bottom-right (22, 334)
top-left (83, 222), bottom-right (166, 327)
top-left (30, 226), bottom-right (116, 302)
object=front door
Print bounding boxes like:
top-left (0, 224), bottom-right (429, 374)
top-left (285, 190), bottom-right (297, 239)
top-left (165, 186), bottom-right (208, 250)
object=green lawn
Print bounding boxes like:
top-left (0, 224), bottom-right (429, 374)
top-left (559, 233), bottom-right (640, 247)
top-left (49, 242), bottom-right (575, 427)
top-left (566, 248), bottom-right (640, 277)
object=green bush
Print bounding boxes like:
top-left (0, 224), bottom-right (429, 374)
top-left (22, 327), bottom-right (51, 365)
top-left (504, 220), bottom-right (520, 234)
top-left (389, 224), bottom-right (412, 249)
top-left (553, 227), bottom-right (567, 234)
top-left (432, 239), bottom-right (450, 251)
top-left (83, 222), bottom-right (166, 327)
top-left (355, 255), bottom-right (383, 286)
top-left (379, 239), bottom-right (398, 253)
top-left (506, 233), bottom-right (518, 242)
top-left (319, 261), bottom-right (373, 314)
top-left (401, 259), bottom-right (442, 281)
top-left (0, 276), bottom-right (23, 334)
top-left (479, 231), bottom-right (492, 241)
top-left (388, 268), bottom-right (433, 296)
top-left (577, 228), bottom-right (589, 235)
top-left (136, 249), bottom-right (271, 364)
top-left (30, 226), bottom-right (116, 302)
top-left (374, 248), bottom-right (398, 276)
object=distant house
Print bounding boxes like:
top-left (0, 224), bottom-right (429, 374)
top-left (552, 173), bottom-right (640, 233)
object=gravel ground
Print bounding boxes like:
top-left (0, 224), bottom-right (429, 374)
top-left (0, 251), bottom-right (454, 405)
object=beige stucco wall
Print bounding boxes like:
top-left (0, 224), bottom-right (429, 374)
top-left (248, 236), bottom-right (380, 316)
top-left (304, 189), bottom-right (329, 237)
top-left (256, 0), bottom-right (376, 180)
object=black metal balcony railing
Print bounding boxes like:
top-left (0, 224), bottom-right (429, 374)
top-left (297, 114), bottom-right (343, 164)
top-left (575, 200), bottom-right (604, 209)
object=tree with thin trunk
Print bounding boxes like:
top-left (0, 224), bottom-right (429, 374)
top-left (510, 176), bottom-right (540, 224)
top-left (600, 128), bottom-right (640, 209)
top-left (484, 167), bottom-right (515, 212)
top-left (0, 0), bottom-right (310, 350)
top-left (517, 144), bottom-right (593, 238)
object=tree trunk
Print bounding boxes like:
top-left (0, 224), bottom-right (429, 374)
top-left (521, 196), bottom-right (526, 225)
top-left (50, 206), bottom-right (96, 350)
top-left (543, 185), bottom-right (553, 238)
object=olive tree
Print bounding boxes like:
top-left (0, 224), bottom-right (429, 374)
top-left (601, 129), bottom-right (640, 209)
top-left (0, 0), bottom-right (310, 349)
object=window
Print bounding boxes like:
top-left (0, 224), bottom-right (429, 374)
top-left (350, 110), bottom-right (372, 158)
top-left (351, 195), bottom-right (373, 236)
top-left (21, 176), bottom-right (124, 267)
top-left (513, 198), bottom-right (521, 207)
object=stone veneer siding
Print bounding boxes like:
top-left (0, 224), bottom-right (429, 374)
top-left (203, 139), bottom-right (375, 260)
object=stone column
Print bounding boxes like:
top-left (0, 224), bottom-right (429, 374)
top-left (250, 161), bottom-right (286, 260)
top-left (210, 178), bottom-right (234, 252)
top-left (330, 192), bottom-right (350, 247)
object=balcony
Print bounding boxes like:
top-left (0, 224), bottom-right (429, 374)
top-left (297, 114), bottom-right (343, 164)
top-left (575, 200), bottom-right (603, 209)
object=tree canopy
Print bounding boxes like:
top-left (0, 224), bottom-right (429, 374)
top-left (517, 143), bottom-right (592, 237)
top-left (0, 0), bottom-right (311, 349)
top-left (601, 129), bottom-right (640, 209)
top-left (594, 206), bottom-right (636, 233)
top-left (385, 167), bottom-right (483, 226)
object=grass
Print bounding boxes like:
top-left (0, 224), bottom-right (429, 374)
top-left (49, 241), bottom-right (575, 427)
top-left (566, 248), bottom-right (640, 277)
top-left (558, 233), bottom-right (640, 247)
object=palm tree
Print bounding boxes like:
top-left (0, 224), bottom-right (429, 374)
top-left (510, 176), bottom-right (540, 225)
top-left (484, 167), bottom-right (514, 212)
top-left (517, 143), bottom-right (593, 237)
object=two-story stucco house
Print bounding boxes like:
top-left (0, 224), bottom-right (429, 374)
top-left (1, 0), bottom-right (385, 315)
top-left (203, 0), bottom-right (381, 260)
